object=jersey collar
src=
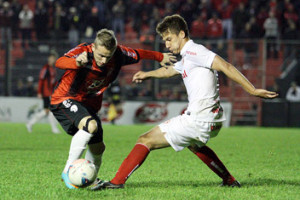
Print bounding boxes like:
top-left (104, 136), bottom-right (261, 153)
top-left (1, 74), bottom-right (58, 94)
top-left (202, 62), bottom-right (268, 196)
top-left (180, 40), bottom-right (194, 56)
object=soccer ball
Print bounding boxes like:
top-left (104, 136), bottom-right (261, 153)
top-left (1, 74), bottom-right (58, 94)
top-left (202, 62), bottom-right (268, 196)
top-left (68, 159), bottom-right (97, 187)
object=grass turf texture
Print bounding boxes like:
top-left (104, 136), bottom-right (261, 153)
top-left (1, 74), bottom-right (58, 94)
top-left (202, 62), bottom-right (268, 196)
top-left (0, 123), bottom-right (299, 200)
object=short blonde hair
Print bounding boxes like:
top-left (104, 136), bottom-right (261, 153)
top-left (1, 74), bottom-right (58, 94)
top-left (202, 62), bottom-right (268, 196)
top-left (94, 29), bottom-right (117, 51)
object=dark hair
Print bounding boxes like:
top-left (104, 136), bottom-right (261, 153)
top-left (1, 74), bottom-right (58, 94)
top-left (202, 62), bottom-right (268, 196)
top-left (156, 14), bottom-right (189, 38)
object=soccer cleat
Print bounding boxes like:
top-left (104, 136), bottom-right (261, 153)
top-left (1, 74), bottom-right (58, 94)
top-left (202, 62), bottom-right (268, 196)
top-left (89, 178), bottom-right (104, 188)
top-left (61, 172), bottom-right (79, 189)
top-left (52, 129), bottom-right (61, 134)
top-left (220, 180), bottom-right (241, 188)
top-left (91, 181), bottom-right (124, 191)
top-left (26, 123), bottom-right (32, 133)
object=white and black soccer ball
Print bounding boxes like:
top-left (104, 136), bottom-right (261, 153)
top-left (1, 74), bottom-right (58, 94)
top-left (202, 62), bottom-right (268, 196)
top-left (68, 159), bottom-right (97, 187)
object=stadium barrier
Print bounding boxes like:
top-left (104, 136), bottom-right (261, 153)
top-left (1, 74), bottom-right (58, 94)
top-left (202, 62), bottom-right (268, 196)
top-left (0, 97), bottom-right (232, 127)
top-left (262, 100), bottom-right (300, 127)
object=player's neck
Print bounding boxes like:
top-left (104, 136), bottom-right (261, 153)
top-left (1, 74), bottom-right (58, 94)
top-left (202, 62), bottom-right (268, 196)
top-left (179, 38), bottom-right (190, 52)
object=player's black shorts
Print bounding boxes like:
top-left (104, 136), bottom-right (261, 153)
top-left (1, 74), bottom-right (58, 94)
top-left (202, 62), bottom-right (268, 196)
top-left (50, 99), bottom-right (103, 144)
top-left (42, 97), bottom-right (50, 109)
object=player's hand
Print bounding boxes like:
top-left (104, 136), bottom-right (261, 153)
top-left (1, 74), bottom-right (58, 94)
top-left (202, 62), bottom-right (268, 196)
top-left (76, 51), bottom-right (88, 67)
top-left (132, 71), bottom-right (148, 83)
top-left (160, 53), bottom-right (176, 67)
top-left (37, 94), bottom-right (42, 99)
top-left (253, 89), bottom-right (278, 99)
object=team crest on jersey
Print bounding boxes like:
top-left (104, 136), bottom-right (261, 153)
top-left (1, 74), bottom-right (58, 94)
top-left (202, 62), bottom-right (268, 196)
top-left (63, 100), bottom-right (72, 108)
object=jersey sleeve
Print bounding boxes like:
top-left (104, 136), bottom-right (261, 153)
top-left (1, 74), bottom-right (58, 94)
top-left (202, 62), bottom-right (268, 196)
top-left (119, 45), bottom-right (163, 65)
top-left (55, 43), bottom-right (87, 69)
top-left (173, 60), bottom-right (183, 73)
top-left (190, 45), bottom-right (216, 69)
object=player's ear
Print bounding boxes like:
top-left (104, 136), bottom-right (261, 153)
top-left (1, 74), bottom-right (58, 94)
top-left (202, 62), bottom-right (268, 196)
top-left (179, 30), bottom-right (185, 39)
top-left (92, 43), bottom-right (95, 52)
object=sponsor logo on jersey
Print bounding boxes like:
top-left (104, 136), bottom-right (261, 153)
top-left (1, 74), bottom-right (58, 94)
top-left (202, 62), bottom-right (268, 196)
top-left (186, 51), bottom-right (197, 56)
top-left (70, 105), bottom-right (78, 113)
top-left (182, 70), bottom-right (188, 79)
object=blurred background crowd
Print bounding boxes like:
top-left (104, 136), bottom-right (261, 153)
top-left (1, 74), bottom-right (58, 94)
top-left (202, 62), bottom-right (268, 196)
top-left (1, 0), bottom-right (300, 126)
top-left (1, 0), bottom-right (300, 45)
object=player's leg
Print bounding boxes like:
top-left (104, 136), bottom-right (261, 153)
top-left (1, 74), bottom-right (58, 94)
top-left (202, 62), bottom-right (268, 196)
top-left (188, 144), bottom-right (240, 187)
top-left (62, 115), bottom-right (98, 173)
top-left (188, 121), bottom-right (240, 187)
top-left (50, 100), bottom-right (98, 189)
top-left (85, 115), bottom-right (105, 175)
top-left (26, 107), bottom-right (47, 133)
top-left (48, 111), bottom-right (61, 134)
top-left (91, 126), bottom-right (170, 190)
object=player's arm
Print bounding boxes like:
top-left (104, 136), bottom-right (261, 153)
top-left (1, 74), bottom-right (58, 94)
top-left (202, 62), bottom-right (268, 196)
top-left (133, 66), bottom-right (179, 83)
top-left (212, 55), bottom-right (278, 98)
top-left (122, 46), bottom-right (176, 66)
top-left (136, 49), bottom-right (176, 66)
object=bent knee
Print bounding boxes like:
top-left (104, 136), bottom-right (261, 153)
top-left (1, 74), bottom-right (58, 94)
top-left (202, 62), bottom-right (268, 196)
top-left (78, 116), bottom-right (98, 134)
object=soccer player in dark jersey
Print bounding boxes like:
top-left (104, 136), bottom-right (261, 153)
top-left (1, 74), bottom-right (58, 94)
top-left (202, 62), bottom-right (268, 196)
top-left (26, 52), bottom-right (60, 134)
top-left (50, 29), bottom-right (176, 189)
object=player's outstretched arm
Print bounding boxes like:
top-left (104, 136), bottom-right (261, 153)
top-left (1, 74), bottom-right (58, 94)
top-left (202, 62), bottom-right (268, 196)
top-left (212, 55), bottom-right (278, 99)
top-left (132, 66), bottom-right (179, 83)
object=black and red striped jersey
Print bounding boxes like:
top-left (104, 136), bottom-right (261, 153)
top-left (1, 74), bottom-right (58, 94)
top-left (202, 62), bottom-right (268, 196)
top-left (38, 64), bottom-right (57, 97)
top-left (51, 43), bottom-right (163, 112)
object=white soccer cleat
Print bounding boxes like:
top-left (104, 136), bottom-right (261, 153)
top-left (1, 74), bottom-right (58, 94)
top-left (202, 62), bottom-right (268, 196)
top-left (26, 123), bottom-right (32, 133)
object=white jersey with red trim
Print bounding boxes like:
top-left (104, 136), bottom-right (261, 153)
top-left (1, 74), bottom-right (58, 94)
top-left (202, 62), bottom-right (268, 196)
top-left (173, 40), bottom-right (226, 122)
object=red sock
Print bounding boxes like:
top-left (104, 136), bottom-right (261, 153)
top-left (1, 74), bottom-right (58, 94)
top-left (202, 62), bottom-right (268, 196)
top-left (111, 143), bottom-right (150, 185)
top-left (192, 146), bottom-right (235, 184)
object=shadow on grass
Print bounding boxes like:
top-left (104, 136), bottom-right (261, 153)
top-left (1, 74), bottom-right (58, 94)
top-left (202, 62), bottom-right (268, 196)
top-left (127, 178), bottom-right (300, 188)
top-left (240, 178), bottom-right (300, 187)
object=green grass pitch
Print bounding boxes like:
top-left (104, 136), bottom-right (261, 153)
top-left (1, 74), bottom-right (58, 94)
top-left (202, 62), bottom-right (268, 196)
top-left (0, 123), bottom-right (299, 200)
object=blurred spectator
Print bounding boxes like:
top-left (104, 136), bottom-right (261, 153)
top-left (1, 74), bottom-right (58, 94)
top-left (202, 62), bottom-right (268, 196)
top-left (25, 76), bottom-right (36, 97)
top-left (232, 3), bottom-right (249, 38)
top-left (180, 0), bottom-right (196, 29)
top-left (256, 7), bottom-right (269, 31)
top-left (85, 6), bottom-right (101, 39)
top-left (107, 81), bottom-right (122, 125)
top-left (0, 1), bottom-right (13, 44)
top-left (94, 0), bottom-right (110, 29)
top-left (131, 0), bottom-right (145, 39)
top-left (217, 0), bottom-right (233, 39)
top-left (286, 81), bottom-right (300, 102)
top-left (79, 0), bottom-right (92, 33)
top-left (10, 0), bottom-right (21, 39)
top-left (148, 7), bottom-right (161, 36)
top-left (240, 17), bottom-right (261, 67)
top-left (51, 3), bottom-right (67, 40)
top-left (67, 7), bottom-right (80, 47)
top-left (206, 12), bottom-right (223, 51)
top-left (13, 78), bottom-right (26, 96)
top-left (19, 4), bottom-right (33, 48)
top-left (34, 1), bottom-right (49, 40)
top-left (190, 13), bottom-right (207, 39)
top-left (112, 0), bottom-right (125, 41)
top-left (282, 19), bottom-right (299, 59)
top-left (264, 11), bottom-right (279, 58)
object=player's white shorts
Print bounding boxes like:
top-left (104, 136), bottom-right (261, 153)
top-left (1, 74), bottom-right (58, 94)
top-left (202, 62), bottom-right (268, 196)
top-left (159, 113), bottom-right (222, 152)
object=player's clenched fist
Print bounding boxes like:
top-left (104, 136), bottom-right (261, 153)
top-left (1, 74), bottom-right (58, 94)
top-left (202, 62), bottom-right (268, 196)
top-left (132, 71), bottom-right (148, 83)
top-left (76, 51), bottom-right (88, 67)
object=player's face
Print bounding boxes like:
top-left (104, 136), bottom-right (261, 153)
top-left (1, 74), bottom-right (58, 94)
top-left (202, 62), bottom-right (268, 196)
top-left (48, 55), bottom-right (56, 66)
top-left (92, 44), bottom-right (116, 67)
top-left (162, 30), bottom-right (185, 54)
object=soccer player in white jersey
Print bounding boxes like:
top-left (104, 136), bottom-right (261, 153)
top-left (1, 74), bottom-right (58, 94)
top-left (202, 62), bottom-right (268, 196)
top-left (92, 14), bottom-right (278, 190)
